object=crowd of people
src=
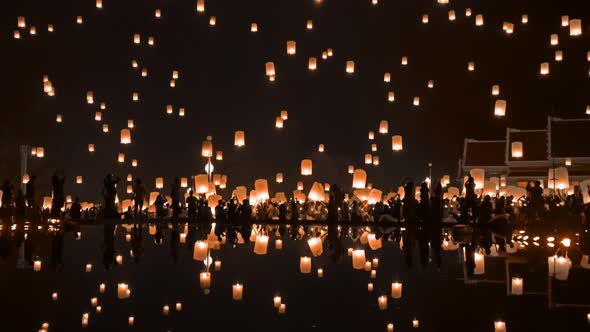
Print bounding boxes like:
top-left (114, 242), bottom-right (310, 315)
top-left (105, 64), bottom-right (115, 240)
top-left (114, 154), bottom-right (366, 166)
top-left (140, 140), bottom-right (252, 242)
top-left (1, 173), bottom-right (589, 234)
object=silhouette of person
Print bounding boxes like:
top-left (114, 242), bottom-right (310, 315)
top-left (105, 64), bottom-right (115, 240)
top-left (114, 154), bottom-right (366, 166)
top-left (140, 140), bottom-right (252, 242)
top-left (70, 197), bottom-right (82, 220)
top-left (133, 178), bottom-right (146, 219)
top-left (25, 175), bottom-right (37, 208)
top-left (186, 191), bottom-right (197, 221)
top-left (51, 171), bottom-right (66, 218)
top-left (170, 177), bottom-right (181, 220)
top-left (102, 173), bottom-right (120, 218)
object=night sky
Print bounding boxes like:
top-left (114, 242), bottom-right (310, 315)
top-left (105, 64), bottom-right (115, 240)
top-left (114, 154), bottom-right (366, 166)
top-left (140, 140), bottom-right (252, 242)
top-left (3, 0), bottom-right (590, 201)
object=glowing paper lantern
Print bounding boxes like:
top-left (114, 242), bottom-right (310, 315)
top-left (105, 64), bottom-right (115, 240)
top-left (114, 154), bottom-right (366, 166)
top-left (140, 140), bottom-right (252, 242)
top-left (306, 19), bottom-right (313, 30)
top-left (391, 282), bottom-right (402, 299)
top-left (281, 110), bottom-right (288, 120)
top-left (308, 57), bottom-right (317, 71)
top-left (511, 142), bottom-right (523, 158)
top-left (117, 283), bottom-right (130, 299)
top-left (352, 249), bottom-right (366, 269)
top-left (307, 237), bottom-right (323, 257)
top-left (346, 61), bottom-right (355, 74)
top-left (250, 23), bottom-right (258, 32)
top-left (76, 176), bottom-right (83, 184)
top-left (155, 177), bottom-right (164, 189)
top-left (196, 0), bottom-right (205, 13)
top-left (155, 9), bottom-right (161, 18)
top-left (276, 117), bottom-right (284, 128)
top-left (234, 131), bottom-right (245, 147)
top-left (492, 85), bottom-right (500, 96)
top-left (548, 255), bottom-right (572, 280)
top-left (392, 135), bottom-right (403, 151)
top-left (511, 277), bottom-right (523, 295)
top-left (201, 140), bottom-right (213, 157)
top-left (555, 50), bottom-right (563, 62)
top-left (265, 62), bottom-right (275, 76)
top-left (56, 114), bottom-right (62, 123)
top-left (96, 0), bottom-right (103, 8)
top-left (413, 96), bottom-right (420, 106)
top-left (569, 19), bottom-right (582, 36)
top-left (378, 295), bottom-right (387, 310)
top-left (193, 241), bottom-right (208, 261)
top-left (254, 234), bottom-right (269, 255)
top-left (195, 175), bottom-right (209, 194)
top-left (301, 159), bottom-right (313, 176)
top-left (120, 129), bottom-right (131, 144)
top-left (475, 14), bottom-right (484, 26)
top-left (474, 252), bottom-right (485, 275)
top-left (494, 321), bottom-right (506, 332)
top-left (448, 10), bottom-right (456, 21)
top-left (318, 144), bottom-right (325, 153)
top-left (348, 165), bottom-right (354, 174)
top-left (468, 62), bottom-right (475, 71)
top-left (308, 182), bottom-right (325, 202)
top-left (547, 167), bottom-right (569, 190)
top-left (387, 91), bottom-right (395, 102)
top-left (422, 14), bottom-right (429, 24)
top-left (550, 34), bottom-right (558, 46)
top-left (254, 179), bottom-right (270, 201)
top-left (286, 41), bottom-right (296, 55)
top-left (232, 283), bottom-right (243, 300)
top-left (300, 256), bottom-right (311, 274)
top-left (383, 73), bottom-right (391, 82)
top-left (494, 100), bottom-right (507, 117)
top-left (276, 173), bottom-right (284, 183)
top-left (401, 56), bottom-right (408, 65)
top-left (199, 272), bottom-right (211, 289)
top-left (470, 169), bottom-right (485, 189)
top-left (522, 15), bottom-right (528, 24)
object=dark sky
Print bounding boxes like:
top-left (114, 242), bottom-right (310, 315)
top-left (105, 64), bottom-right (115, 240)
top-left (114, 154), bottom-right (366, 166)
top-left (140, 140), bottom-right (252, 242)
top-left (2, 0), bottom-right (590, 201)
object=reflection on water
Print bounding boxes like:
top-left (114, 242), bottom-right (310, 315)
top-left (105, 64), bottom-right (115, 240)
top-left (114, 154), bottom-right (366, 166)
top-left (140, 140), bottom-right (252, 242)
top-left (1, 219), bottom-right (590, 331)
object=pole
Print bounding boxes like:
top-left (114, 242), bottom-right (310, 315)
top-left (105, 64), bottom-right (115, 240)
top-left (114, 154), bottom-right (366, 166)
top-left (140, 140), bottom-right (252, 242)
top-left (428, 163), bottom-right (432, 192)
top-left (19, 145), bottom-right (29, 193)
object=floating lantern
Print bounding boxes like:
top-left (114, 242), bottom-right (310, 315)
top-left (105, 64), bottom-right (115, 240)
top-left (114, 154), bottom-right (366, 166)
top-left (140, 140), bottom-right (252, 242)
top-left (521, 14), bottom-right (528, 23)
top-left (428, 80), bottom-right (434, 88)
top-left (422, 14), bottom-right (429, 24)
top-left (280, 110), bottom-right (288, 120)
top-left (413, 96), bottom-right (420, 106)
top-left (55, 114), bottom-right (62, 123)
top-left (318, 144), bottom-right (325, 153)
top-left (265, 62), bottom-right (275, 76)
top-left (392, 135), bottom-right (403, 151)
top-left (365, 154), bottom-right (373, 165)
top-left (155, 177), bottom-right (164, 189)
top-left (387, 91), bottom-right (395, 102)
top-left (308, 237), bottom-right (323, 257)
top-left (300, 256), bottom-right (311, 274)
top-left (234, 131), bottom-right (245, 147)
top-left (196, 0), bottom-right (205, 12)
top-left (35, 147), bottom-right (44, 158)
top-left (555, 50), bottom-right (563, 62)
top-left (117, 153), bottom-right (125, 163)
top-left (570, 19), bottom-right (582, 36)
top-left (96, 0), bottom-right (103, 8)
top-left (475, 14), bottom-right (484, 26)
top-left (379, 120), bottom-right (389, 134)
top-left (176, 302), bottom-right (182, 311)
top-left (540, 62), bottom-right (550, 75)
top-left (547, 167), bottom-right (569, 190)
top-left (352, 249), bottom-right (366, 269)
top-left (550, 34), bottom-right (558, 46)
top-left (372, 156), bottom-right (380, 166)
top-left (322, 51), bottom-right (328, 59)
top-left (286, 41), bottom-right (296, 55)
top-left (474, 252), bottom-right (485, 275)
top-left (255, 179), bottom-right (270, 201)
top-left (297, 181), bottom-right (304, 191)
top-left (76, 176), bottom-right (83, 184)
top-left (378, 295), bottom-right (388, 310)
top-left (465, 8), bottom-right (472, 17)
top-left (193, 241), bottom-right (208, 261)
top-left (448, 10), bottom-right (456, 21)
top-left (250, 23), bottom-right (258, 32)
top-left (565, 158), bottom-right (572, 166)
top-left (155, 9), bottom-right (161, 18)
top-left (511, 142), bottom-right (523, 158)
top-left (327, 48), bottom-right (334, 57)
top-left (94, 112), bottom-right (103, 122)
top-left (387, 323), bottom-right (394, 332)
top-left (76, 16), bottom-right (83, 24)
top-left (348, 165), bottom-right (354, 174)
top-left (117, 283), bottom-right (130, 299)
top-left (276, 117), bottom-right (284, 128)
top-left (383, 73), bottom-right (391, 83)
top-left (391, 282), bottom-right (402, 299)
top-left (306, 19), bottom-right (313, 30)
top-left (120, 129), bottom-right (131, 144)
top-left (308, 57), bottom-right (317, 71)
top-left (132, 92), bottom-right (139, 101)
top-left (371, 144), bottom-right (377, 152)
top-left (275, 173), bottom-right (284, 184)
top-left (17, 16), bottom-right (26, 28)
top-left (279, 304), bottom-right (286, 314)
top-left (34, 260), bottom-right (42, 272)
top-left (468, 61), bottom-right (475, 71)
top-left (492, 85), bottom-right (500, 96)
top-left (401, 56), bottom-right (408, 65)
top-left (511, 277), bottom-right (523, 295)
top-left (232, 283), bottom-right (243, 300)
top-left (301, 159), bottom-right (313, 176)
top-left (494, 100), bottom-right (506, 117)
top-left (494, 321), bottom-right (506, 332)
top-left (346, 61), bottom-right (355, 74)
top-left (201, 140), bottom-right (213, 157)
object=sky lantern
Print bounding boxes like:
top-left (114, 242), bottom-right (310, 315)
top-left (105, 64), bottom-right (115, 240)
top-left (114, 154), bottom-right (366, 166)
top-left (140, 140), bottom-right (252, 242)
top-left (132, 92), bottom-right (139, 101)
top-left (327, 48), bottom-right (334, 57)
top-left (148, 36), bottom-right (155, 45)
top-left (170, 79), bottom-right (176, 87)
top-left (521, 14), bottom-right (528, 24)
top-left (155, 177), bottom-right (164, 189)
top-left (540, 62), bottom-right (550, 75)
top-left (413, 96), bottom-right (420, 106)
top-left (195, 174), bottom-right (209, 193)
top-left (29, 26), bottom-right (36, 35)
top-left (172, 70), bottom-right (179, 79)
top-left (494, 100), bottom-right (506, 117)
top-left (348, 165), bottom-right (354, 174)
top-left (201, 140), bottom-right (213, 157)
top-left (13, 31), bottom-right (20, 39)
top-left (131, 159), bottom-right (138, 167)
top-left (468, 61), bottom-right (475, 71)
top-left (318, 144), bottom-right (325, 152)
top-left (387, 91), bottom-right (395, 102)
top-left (166, 105), bottom-right (173, 114)
top-left (465, 8), bottom-right (472, 17)
top-left (368, 131), bottom-right (375, 140)
top-left (120, 129), bottom-right (131, 144)
top-left (422, 14), bottom-right (429, 24)
top-left (401, 56), bottom-right (408, 65)
top-left (364, 154), bottom-right (373, 165)
top-left (76, 16), bottom-right (83, 24)
top-left (281, 110), bottom-right (288, 120)
top-left (300, 257), bottom-right (311, 274)
top-left (379, 120), bottom-right (388, 134)
top-left (308, 182), bottom-right (325, 202)
top-left (48, 24), bottom-right (54, 32)
top-left (346, 60), bottom-right (355, 74)
top-left (550, 34), bottom-right (558, 46)
top-left (372, 156), bottom-right (380, 165)
top-left (133, 34), bottom-right (141, 44)
top-left (287, 41), bottom-right (296, 55)
top-left (215, 151), bottom-right (223, 160)
top-left (255, 179), bottom-right (270, 201)
top-left (95, 112), bottom-right (102, 122)
top-left (265, 62), bottom-right (275, 76)
top-left (276, 117), bottom-right (284, 128)
top-left (371, 144), bottom-right (377, 152)
top-left (428, 80), bottom-right (434, 88)
top-left (118, 153), bottom-right (125, 163)
top-left (56, 114), bottom-right (62, 123)
top-left (301, 159), bottom-right (313, 176)
top-left (88, 144), bottom-right (95, 152)
top-left (569, 19), bottom-right (582, 36)
top-left (131, 60), bottom-right (138, 68)
top-left (392, 135), bottom-right (403, 151)
top-left (561, 15), bottom-right (570, 27)
top-left (547, 167), bottom-right (569, 190)
top-left (234, 131), bottom-right (245, 147)
top-left (322, 51), bottom-right (328, 59)
top-left (308, 57), bottom-right (317, 71)
top-left (96, 0), bottom-right (103, 9)
top-left (250, 23), bottom-right (258, 32)
top-left (17, 16), bottom-right (26, 28)
top-left (586, 106), bottom-right (590, 115)
top-left (448, 10), bottom-right (456, 21)
top-left (209, 16), bottom-right (216, 26)
top-left (353, 169), bottom-right (367, 189)
top-left (352, 249), bottom-right (366, 269)
top-left (306, 19), bottom-right (313, 30)
top-left (504, 23), bottom-right (514, 34)
top-left (492, 85), bottom-right (500, 96)
top-left (196, 0), bottom-right (205, 13)
top-left (555, 50), bottom-right (563, 62)
top-left (470, 169), bottom-right (485, 189)
top-left (276, 173), bottom-right (284, 183)
top-left (511, 142), bottom-right (523, 158)
top-left (474, 252), bottom-right (485, 274)
top-left (383, 73), bottom-right (391, 82)
top-left (475, 14), bottom-right (484, 26)
top-left (232, 283), bottom-right (243, 300)
top-left (86, 91), bottom-right (94, 104)
top-left (76, 176), bottom-right (83, 184)
top-left (102, 124), bottom-right (109, 133)
top-left (155, 9), bottom-right (161, 18)
top-left (179, 108), bottom-right (186, 116)
top-left (494, 321), bottom-right (506, 332)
